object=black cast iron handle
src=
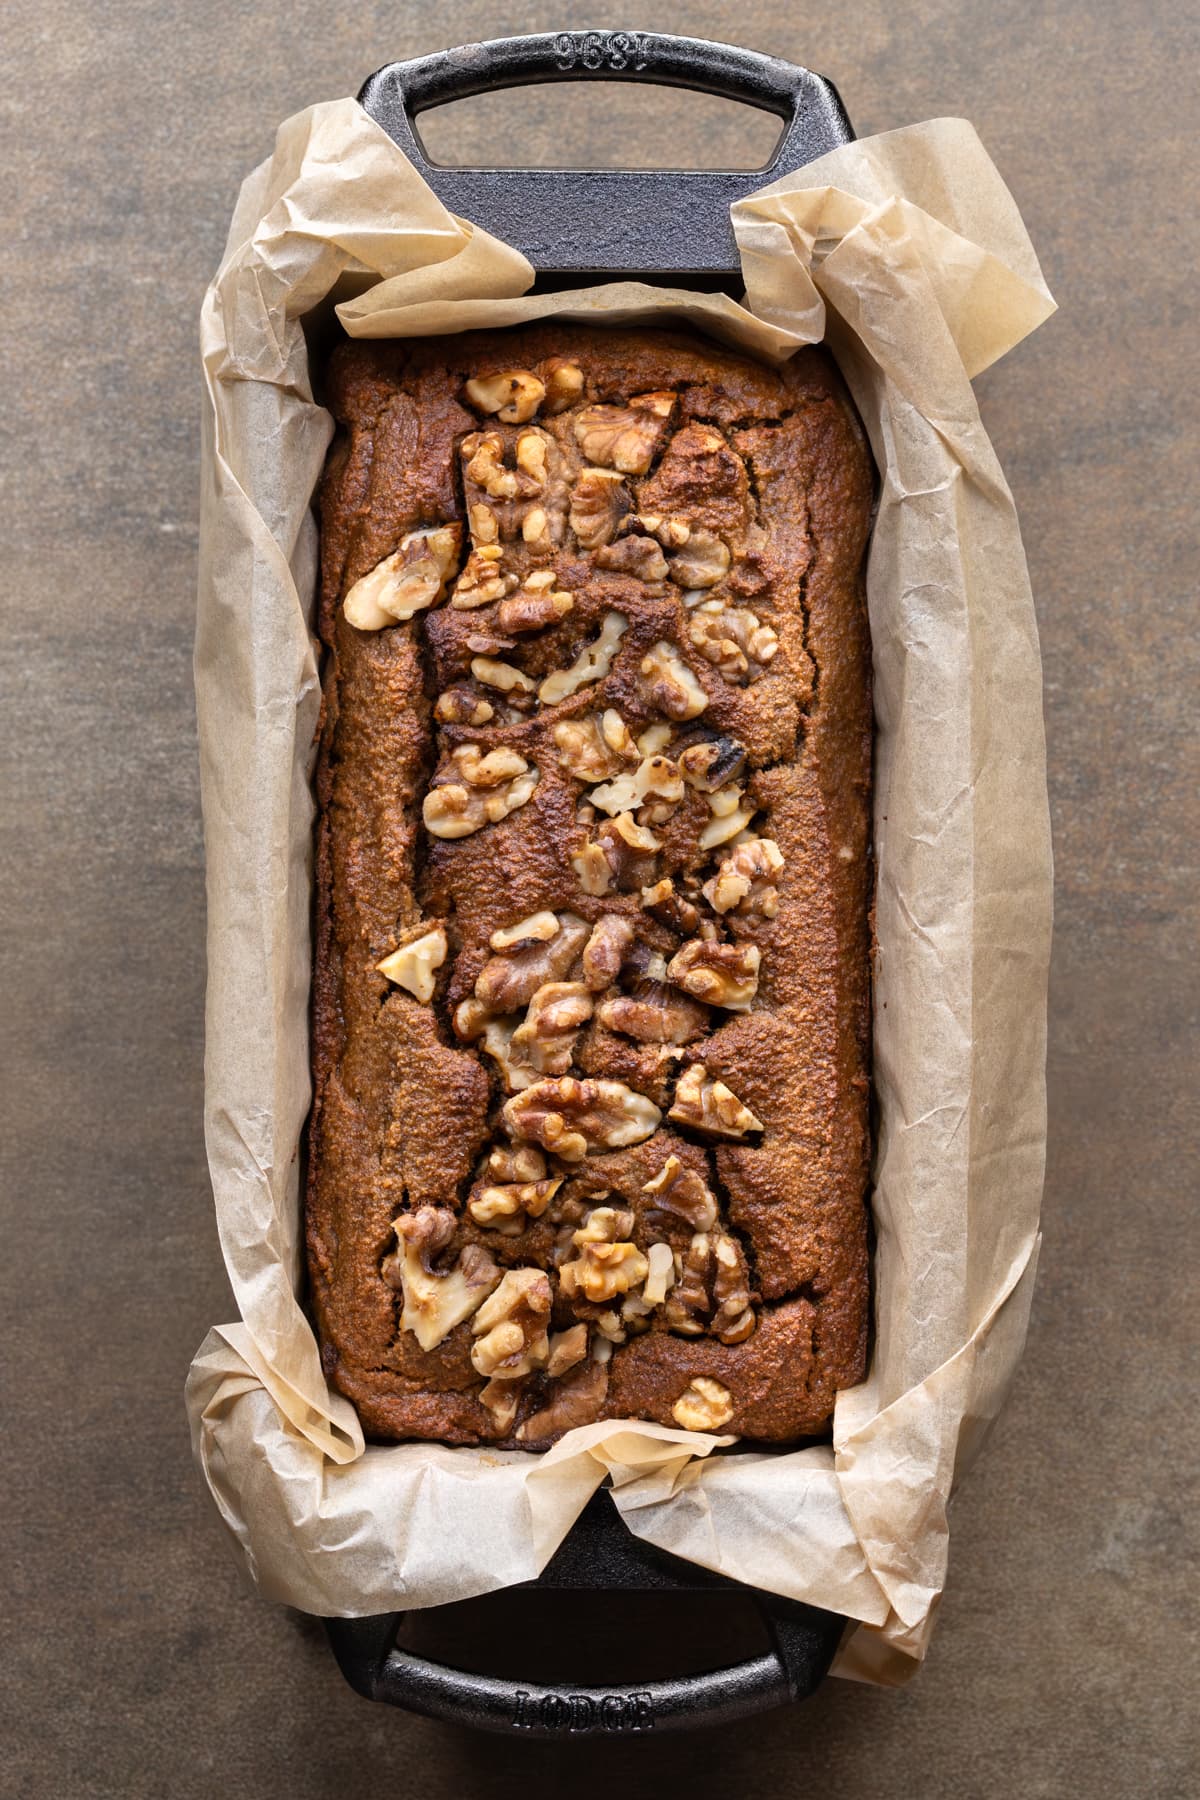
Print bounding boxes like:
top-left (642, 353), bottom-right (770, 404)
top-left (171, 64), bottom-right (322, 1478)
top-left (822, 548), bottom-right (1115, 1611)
top-left (326, 1593), bottom-right (838, 1737)
top-left (323, 1492), bottom-right (844, 1735)
top-left (357, 31), bottom-right (854, 277)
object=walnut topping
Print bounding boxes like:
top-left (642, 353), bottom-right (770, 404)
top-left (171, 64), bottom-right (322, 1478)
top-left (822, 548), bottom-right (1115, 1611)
top-left (598, 983), bottom-right (708, 1046)
top-left (464, 368), bottom-right (546, 424)
top-left (468, 913), bottom-right (590, 1016)
top-left (665, 1232), bottom-right (755, 1344)
top-left (514, 428), bottom-right (550, 488)
top-left (423, 745), bottom-right (538, 839)
top-left (642, 1241), bottom-right (677, 1307)
top-left (571, 840), bottom-right (613, 897)
top-left (539, 610), bottom-right (628, 705)
top-left (375, 926), bottom-right (447, 1004)
top-left (467, 506), bottom-right (499, 550)
top-left (558, 1207), bottom-right (649, 1303)
top-left (642, 1155), bottom-right (719, 1231)
top-left (593, 534), bottom-right (669, 582)
top-left (478, 1378), bottom-right (521, 1433)
top-left (546, 1321), bottom-right (589, 1377)
top-left (510, 981), bottom-right (594, 1076)
top-left (497, 580), bottom-right (574, 634)
top-left (342, 525), bottom-right (462, 630)
top-left (540, 358), bottom-right (585, 414)
top-left (581, 915), bottom-right (636, 990)
top-left (633, 512), bottom-right (692, 549)
top-left (668, 1064), bottom-right (763, 1138)
top-left (641, 876), bottom-right (702, 937)
top-left (678, 736), bottom-right (747, 793)
top-left (470, 1267), bottom-right (553, 1377)
top-left (435, 685), bottom-right (495, 726)
top-left (667, 939), bottom-right (761, 1011)
top-left (687, 601), bottom-right (779, 680)
top-left (503, 1077), bottom-right (662, 1162)
top-left (467, 1177), bottom-right (562, 1229)
top-left (553, 709), bottom-right (637, 783)
top-left (450, 545), bottom-right (518, 610)
top-left (489, 911), bottom-right (560, 951)
top-left (470, 655), bottom-right (535, 694)
top-left (517, 1356), bottom-right (609, 1441)
top-left (699, 799), bottom-right (758, 850)
top-left (569, 468), bottom-right (632, 549)
top-left (588, 752), bottom-right (685, 821)
top-left (485, 1143), bottom-right (547, 1185)
top-left (573, 391), bottom-right (675, 474)
top-left (671, 1376), bottom-right (735, 1433)
top-left (639, 641), bottom-right (709, 720)
top-left (703, 837), bottom-right (784, 917)
top-left (669, 528), bottom-right (731, 590)
top-left (383, 1208), bottom-right (500, 1351)
top-left (463, 432), bottom-right (518, 499)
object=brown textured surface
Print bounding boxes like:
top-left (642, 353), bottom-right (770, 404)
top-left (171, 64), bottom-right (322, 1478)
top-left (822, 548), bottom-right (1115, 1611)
top-left (308, 327), bottom-right (872, 1445)
top-left (5, 1), bottom-right (1196, 1795)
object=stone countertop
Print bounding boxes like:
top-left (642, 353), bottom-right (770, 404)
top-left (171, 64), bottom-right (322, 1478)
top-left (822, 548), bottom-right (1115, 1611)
top-left (5, 3), bottom-right (1195, 1795)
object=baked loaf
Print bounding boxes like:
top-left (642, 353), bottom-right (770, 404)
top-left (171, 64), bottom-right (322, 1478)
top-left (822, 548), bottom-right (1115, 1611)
top-left (307, 324), bottom-right (873, 1448)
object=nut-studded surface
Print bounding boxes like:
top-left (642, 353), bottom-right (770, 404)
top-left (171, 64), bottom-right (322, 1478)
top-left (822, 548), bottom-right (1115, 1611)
top-left (307, 324), bottom-right (874, 1446)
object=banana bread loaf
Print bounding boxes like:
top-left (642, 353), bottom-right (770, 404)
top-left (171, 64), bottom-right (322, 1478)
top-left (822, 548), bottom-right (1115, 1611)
top-left (307, 323), bottom-right (873, 1448)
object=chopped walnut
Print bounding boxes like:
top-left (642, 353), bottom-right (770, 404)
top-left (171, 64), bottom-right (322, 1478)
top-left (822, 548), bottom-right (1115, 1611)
top-left (503, 1077), bottom-right (662, 1162)
top-left (665, 1232), bottom-right (755, 1345)
top-left (514, 428), bottom-right (550, 488)
top-left (687, 601), bottom-right (779, 680)
top-left (594, 534), bottom-right (669, 582)
top-left (510, 981), bottom-right (594, 1076)
top-left (343, 525), bottom-right (462, 630)
top-left (383, 1208), bottom-right (499, 1351)
top-left (571, 839), bottom-right (613, 897)
top-left (489, 911), bottom-right (559, 951)
top-left (669, 528), bottom-right (731, 591)
top-left (639, 641), bottom-right (709, 721)
top-left (598, 979), bottom-right (709, 1046)
top-left (667, 939), bottom-right (761, 1012)
top-left (642, 1241), bottom-right (677, 1307)
top-left (672, 1376), bottom-right (735, 1433)
top-left (538, 611), bottom-right (628, 705)
top-left (497, 579), bottom-right (574, 633)
top-left (474, 1017), bottom-right (537, 1094)
top-left (478, 1377), bottom-right (521, 1433)
top-left (573, 391), bottom-right (675, 474)
top-left (486, 1143), bottom-right (547, 1184)
top-left (668, 1064), bottom-right (763, 1138)
top-left (569, 468), bottom-right (632, 549)
top-left (642, 1155), bottom-right (719, 1231)
top-left (469, 913), bottom-right (590, 1016)
top-left (435, 685), bottom-right (495, 726)
top-left (450, 545), bottom-right (519, 610)
top-left (588, 752), bottom-right (685, 820)
top-left (540, 357), bottom-right (585, 414)
top-left (559, 1207), bottom-right (649, 1303)
top-left (703, 837), bottom-right (784, 918)
top-left (553, 709), bottom-right (637, 782)
top-left (375, 925), bottom-right (447, 1004)
top-left (678, 736), bottom-right (747, 793)
top-left (699, 797), bottom-right (758, 850)
top-left (469, 655), bottom-right (535, 695)
top-left (632, 512), bottom-right (692, 550)
top-left (467, 1176), bottom-right (561, 1230)
top-left (580, 915), bottom-right (636, 990)
top-left (517, 1357), bottom-right (609, 1441)
top-left (464, 369), bottom-right (546, 424)
top-left (423, 744), bottom-right (538, 839)
top-left (641, 876), bottom-right (701, 937)
top-left (467, 502), bottom-right (500, 545)
top-left (470, 1267), bottom-right (552, 1377)
top-left (546, 1321), bottom-right (589, 1377)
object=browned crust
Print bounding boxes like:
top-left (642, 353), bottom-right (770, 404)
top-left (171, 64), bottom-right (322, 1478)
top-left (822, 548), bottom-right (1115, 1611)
top-left (306, 324), bottom-right (874, 1447)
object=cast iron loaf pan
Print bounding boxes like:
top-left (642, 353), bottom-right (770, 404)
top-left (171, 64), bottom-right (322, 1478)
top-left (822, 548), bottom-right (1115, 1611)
top-left (321, 30), bottom-right (857, 1737)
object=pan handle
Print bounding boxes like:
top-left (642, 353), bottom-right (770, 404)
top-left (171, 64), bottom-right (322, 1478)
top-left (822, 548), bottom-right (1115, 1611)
top-left (357, 32), bottom-right (853, 277)
top-left (326, 1591), bottom-right (839, 1736)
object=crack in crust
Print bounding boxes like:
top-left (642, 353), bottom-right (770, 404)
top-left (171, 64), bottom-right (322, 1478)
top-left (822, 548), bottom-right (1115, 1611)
top-left (307, 324), bottom-right (874, 1450)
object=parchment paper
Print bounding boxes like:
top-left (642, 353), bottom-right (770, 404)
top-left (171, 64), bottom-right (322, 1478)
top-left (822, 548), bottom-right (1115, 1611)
top-left (189, 98), bottom-right (1054, 1683)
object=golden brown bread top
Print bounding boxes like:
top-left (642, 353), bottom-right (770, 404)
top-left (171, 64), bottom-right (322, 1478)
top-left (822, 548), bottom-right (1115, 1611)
top-left (307, 324), bottom-right (874, 1447)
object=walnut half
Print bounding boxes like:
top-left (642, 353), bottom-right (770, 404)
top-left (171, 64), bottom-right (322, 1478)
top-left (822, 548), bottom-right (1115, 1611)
top-left (342, 525), bottom-right (462, 630)
top-left (423, 745), bottom-right (538, 840)
top-left (503, 1076), bottom-right (662, 1162)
